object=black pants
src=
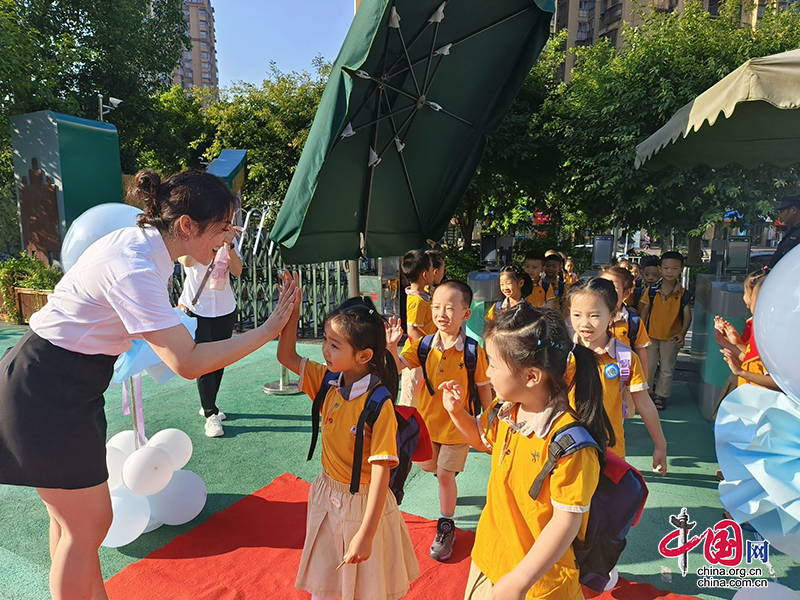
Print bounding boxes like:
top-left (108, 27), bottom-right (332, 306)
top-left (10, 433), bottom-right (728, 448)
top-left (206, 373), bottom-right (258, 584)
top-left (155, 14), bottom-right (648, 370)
top-left (193, 311), bottom-right (237, 417)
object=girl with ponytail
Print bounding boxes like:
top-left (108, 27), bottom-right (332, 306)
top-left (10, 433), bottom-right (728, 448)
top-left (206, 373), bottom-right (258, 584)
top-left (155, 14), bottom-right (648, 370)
top-left (276, 275), bottom-right (418, 600)
top-left (485, 265), bottom-right (535, 320)
top-left (565, 277), bottom-right (668, 473)
top-left (441, 304), bottom-right (610, 599)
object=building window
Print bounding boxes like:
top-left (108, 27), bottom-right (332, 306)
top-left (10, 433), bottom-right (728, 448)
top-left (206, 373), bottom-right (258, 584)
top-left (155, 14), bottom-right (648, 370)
top-left (202, 62), bottom-right (210, 70)
top-left (201, 42), bottom-right (208, 49)
top-left (199, 8), bottom-right (206, 16)
top-left (200, 20), bottom-right (207, 29)
top-left (201, 51), bottom-right (209, 59)
top-left (200, 30), bottom-right (207, 37)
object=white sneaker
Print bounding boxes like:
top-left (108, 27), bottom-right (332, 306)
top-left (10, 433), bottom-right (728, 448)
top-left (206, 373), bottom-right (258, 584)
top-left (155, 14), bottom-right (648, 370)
top-left (199, 408), bottom-right (226, 421)
top-left (204, 414), bottom-right (224, 438)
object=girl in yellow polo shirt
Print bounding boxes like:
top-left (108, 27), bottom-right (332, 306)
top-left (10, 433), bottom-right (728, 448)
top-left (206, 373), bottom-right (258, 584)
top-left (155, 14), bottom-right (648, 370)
top-left (600, 266), bottom-right (651, 377)
top-left (277, 282), bottom-right (419, 600)
top-left (566, 278), bottom-right (668, 473)
top-left (442, 304), bottom-right (612, 599)
top-left (485, 265), bottom-right (534, 320)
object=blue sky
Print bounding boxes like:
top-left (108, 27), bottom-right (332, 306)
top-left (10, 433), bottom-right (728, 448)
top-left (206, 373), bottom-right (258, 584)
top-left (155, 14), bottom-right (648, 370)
top-left (213, 0), bottom-right (355, 87)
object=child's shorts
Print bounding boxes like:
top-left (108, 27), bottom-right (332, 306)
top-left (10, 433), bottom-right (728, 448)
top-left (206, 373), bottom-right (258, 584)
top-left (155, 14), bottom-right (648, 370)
top-left (419, 442), bottom-right (470, 473)
top-left (296, 471), bottom-right (419, 600)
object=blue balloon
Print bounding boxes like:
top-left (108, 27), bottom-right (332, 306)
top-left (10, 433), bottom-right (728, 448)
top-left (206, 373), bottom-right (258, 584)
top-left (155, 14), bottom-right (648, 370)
top-left (61, 203), bottom-right (143, 272)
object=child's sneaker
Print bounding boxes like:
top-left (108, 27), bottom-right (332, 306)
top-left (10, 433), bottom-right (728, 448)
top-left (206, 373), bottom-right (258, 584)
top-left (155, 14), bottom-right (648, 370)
top-left (429, 517), bottom-right (456, 561)
top-left (199, 408), bottom-right (226, 420)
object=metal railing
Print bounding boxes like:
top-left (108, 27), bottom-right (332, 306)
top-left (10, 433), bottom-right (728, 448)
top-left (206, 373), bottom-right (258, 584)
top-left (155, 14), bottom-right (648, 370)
top-left (171, 208), bottom-right (352, 338)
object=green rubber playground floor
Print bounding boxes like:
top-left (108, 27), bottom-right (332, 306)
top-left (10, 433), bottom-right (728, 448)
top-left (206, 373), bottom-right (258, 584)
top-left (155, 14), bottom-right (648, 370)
top-left (0, 323), bottom-right (798, 599)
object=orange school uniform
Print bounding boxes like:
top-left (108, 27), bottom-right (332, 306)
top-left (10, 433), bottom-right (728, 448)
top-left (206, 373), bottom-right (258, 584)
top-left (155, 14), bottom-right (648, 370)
top-left (739, 341), bottom-right (769, 389)
top-left (403, 288), bottom-right (436, 352)
top-left (641, 282), bottom-right (687, 340)
top-left (400, 331), bottom-right (491, 445)
top-left (471, 400), bottom-right (600, 600)
top-left (526, 283), bottom-right (546, 307)
top-left (567, 338), bottom-right (648, 458)
top-left (610, 307), bottom-right (651, 350)
top-left (298, 359), bottom-right (399, 484)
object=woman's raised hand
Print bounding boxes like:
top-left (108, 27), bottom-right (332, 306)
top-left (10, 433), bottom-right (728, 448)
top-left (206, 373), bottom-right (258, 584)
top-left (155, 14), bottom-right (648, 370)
top-left (259, 272), bottom-right (300, 341)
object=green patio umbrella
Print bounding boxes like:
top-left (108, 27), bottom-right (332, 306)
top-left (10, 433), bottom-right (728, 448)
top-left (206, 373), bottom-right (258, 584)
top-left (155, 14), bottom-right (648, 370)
top-left (636, 49), bottom-right (800, 171)
top-left (270, 0), bottom-right (554, 264)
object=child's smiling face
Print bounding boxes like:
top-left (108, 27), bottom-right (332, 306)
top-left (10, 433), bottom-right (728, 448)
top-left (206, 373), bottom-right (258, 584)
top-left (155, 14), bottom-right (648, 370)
top-left (642, 266), bottom-right (661, 286)
top-left (570, 291), bottom-right (614, 348)
top-left (431, 286), bottom-right (470, 336)
top-left (523, 259), bottom-right (542, 279)
top-left (499, 273), bottom-right (524, 301)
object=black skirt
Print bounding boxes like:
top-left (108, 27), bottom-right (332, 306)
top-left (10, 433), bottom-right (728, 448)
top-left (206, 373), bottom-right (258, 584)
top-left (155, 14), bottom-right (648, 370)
top-left (0, 329), bottom-right (117, 489)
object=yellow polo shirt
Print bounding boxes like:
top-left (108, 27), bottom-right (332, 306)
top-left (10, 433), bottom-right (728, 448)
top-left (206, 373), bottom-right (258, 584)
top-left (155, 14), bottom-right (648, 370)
top-left (526, 284), bottom-right (546, 307)
top-left (400, 332), bottom-right (491, 445)
top-left (641, 282), bottom-right (688, 340)
top-left (472, 401), bottom-right (600, 600)
top-left (299, 359), bottom-right (398, 485)
top-left (739, 342), bottom-right (769, 389)
top-left (567, 338), bottom-right (648, 458)
top-left (610, 307), bottom-right (651, 350)
top-left (403, 289), bottom-right (436, 352)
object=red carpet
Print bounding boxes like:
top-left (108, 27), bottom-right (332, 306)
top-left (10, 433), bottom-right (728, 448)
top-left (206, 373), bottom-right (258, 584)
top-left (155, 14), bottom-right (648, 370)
top-left (107, 473), bottom-right (700, 600)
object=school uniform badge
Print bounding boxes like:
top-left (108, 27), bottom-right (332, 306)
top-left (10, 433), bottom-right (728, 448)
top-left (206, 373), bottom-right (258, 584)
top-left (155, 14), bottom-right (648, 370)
top-left (604, 363), bottom-right (620, 380)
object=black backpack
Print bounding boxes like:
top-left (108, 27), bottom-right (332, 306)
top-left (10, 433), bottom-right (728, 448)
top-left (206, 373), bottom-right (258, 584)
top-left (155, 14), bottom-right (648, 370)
top-left (307, 372), bottom-right (421, 504)
top-left (627, 309), bottom-right (642, 348)
top-left (418, 334), bottom-right (481, 416)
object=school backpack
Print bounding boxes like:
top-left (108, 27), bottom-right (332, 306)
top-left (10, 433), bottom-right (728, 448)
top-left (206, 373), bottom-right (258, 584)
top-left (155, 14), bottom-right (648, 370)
top-left (630, 280), bottom-right (644, 309)
top-left (418, 334), bottom-right (482, 416)
top-left (647, 280), bottom-right (691, 327)
top-left (486, 409), bottom-right (649, 593)
top-left (613, 338), bottom-right (634, 419)
top-left (307, 372), bottom-right (432, 505)
top-left (541, 277), bottom-right (566, 304)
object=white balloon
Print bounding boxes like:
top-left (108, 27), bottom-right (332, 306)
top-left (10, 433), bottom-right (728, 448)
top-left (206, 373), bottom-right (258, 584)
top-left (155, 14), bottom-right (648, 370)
top-left (122, 446), bottom-right (174, 497)
top-left (61, 203), bottom-right (143, 272)
top-left (147, 429), bottom-right (193, 470)
top-left (107, 430), bottom-right (137, 458)
top-left (754, 244), bottom-right (800, 403)
top-left (733, 582), bottom-right (797, 600)
top-left (142, 516), bottom-right (163, 534)
top-left (102, 487), bottom-right (150, 548)
top-left (105, 446), bottom-right (126, 491)
top-left (148, 470), bottom-right (207, 526)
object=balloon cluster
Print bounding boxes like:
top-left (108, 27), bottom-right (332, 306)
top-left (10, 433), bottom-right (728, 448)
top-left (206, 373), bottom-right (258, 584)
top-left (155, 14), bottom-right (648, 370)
top-left (715, 244), bottom-right (800, 562)
top-left (102, 429), bottom-right (207, 548)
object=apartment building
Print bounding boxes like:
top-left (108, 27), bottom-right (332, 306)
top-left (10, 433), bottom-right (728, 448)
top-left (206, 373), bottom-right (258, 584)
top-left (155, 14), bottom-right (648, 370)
top-left (173, 0), bottom-right (219, 90)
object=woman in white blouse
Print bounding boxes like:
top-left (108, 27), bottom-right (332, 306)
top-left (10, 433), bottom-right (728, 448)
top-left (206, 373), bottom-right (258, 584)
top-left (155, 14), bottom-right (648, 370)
top-left (0, 169), bottom-right (298, 600)
top-left (178, 229), bottom-right (243, 437)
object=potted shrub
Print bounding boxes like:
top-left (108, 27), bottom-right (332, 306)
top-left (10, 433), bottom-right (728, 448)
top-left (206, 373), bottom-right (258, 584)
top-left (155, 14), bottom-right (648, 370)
top-left (0, 254), bottom-right (63, 324)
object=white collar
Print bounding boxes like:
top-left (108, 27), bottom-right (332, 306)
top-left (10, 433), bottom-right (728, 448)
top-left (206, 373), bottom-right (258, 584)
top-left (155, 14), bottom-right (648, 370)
top-left (141, 225), bottom-right (175, 282)
top-left (405, 287), bottom-right (431, 302)
top-left (433, 329), bottom-right (465, 352)
top-left (497, 397), bottom-right (569, 439)
top-left (329, 371), bottom-right (380, 401)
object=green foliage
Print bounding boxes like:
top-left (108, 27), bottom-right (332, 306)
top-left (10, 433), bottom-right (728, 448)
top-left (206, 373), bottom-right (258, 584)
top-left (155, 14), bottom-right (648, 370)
top-left (441, 243), bottom-right (481, 284)
top-left (527, 1), bottom-right (800, 236)
top-left (205, 60), bottom-right (330, 225)
top-left (0, 253), bottom-right (62, 323)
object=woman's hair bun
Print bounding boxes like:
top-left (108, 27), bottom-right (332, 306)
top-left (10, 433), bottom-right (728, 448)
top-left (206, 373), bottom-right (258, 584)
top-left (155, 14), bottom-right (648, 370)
top-left (130, 170), bottom-right (162, 213)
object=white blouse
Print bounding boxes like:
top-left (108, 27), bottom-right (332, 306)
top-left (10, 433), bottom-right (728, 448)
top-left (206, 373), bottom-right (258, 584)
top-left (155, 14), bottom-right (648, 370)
top-left (177, 245), bottom-right (240, 319)
top-left (30, 225), bottom-right (181, 356)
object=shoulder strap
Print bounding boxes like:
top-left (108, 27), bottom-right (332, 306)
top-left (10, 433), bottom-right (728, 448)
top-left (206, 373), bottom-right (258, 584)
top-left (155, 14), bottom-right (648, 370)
top-left (418, 334), bottom-right (436, 396)
top-left (464, 336), bottom-right (480, 416)
top-left (529, 423), bottom-right (600, 501)
top-left (627, 310), bottom-right (641, 348)
top-left (495, 300), bottom-right (504, 312)
top-left (558, 279), bottom-right (565, 297)
top-left (307, 371), bottom-right (340, 461)
top-left (679, 290), bottom-right (691, 325)
top-left (485, 402), bottom-right (503, 435)
top-left (350, 385), bottom-right (393, 494)
top-left (632, 286), bottom-right (643, 308)
top-left (615, 339), bottom-right (632, 387)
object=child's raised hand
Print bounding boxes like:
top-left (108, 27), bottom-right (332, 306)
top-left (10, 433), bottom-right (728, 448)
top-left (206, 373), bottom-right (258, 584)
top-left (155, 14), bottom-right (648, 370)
top-left (438, 380), bottom-right (464, 413)
top-left (385, 316), bottom-right (403, 348)
top-left (721, 347), bottom-right (743, 376)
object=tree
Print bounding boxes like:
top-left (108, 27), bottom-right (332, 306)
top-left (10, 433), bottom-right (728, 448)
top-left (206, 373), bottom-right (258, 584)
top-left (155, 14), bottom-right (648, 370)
top-left (528, 1), bottom-right (800, 259)
top-left (205, 59), bottom-right (330, 223)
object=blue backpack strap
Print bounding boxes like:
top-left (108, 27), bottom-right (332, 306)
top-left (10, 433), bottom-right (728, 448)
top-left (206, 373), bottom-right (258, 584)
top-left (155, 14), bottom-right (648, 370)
top-left (418, 334), bottom-right (436, 396)
top-left (631, 286), bottom-right (643, 309)
top-left (350, 385), bottom-right (393, 494)
top-left (464, 336), bottom-right (481, 416)
top-left (679, 290), bottom-right (692, 325)
top-left (627, 310), bottom-right (641, 348)
top-left (307, 371), bottom-right (340, 461)
top-left (529, 424), bottom-right (600, 501)
top-left (495, 300), bottom-right (504, 313)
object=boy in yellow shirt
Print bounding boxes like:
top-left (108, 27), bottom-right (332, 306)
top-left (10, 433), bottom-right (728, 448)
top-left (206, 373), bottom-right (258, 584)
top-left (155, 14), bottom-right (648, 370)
top-left (399, 249), bottom-right (436, 406)
top-left (633, 257), bottom-right (662, 314)
top-left (388, 281), bottom-right (493, 562)
top-left (523, 251), bottom-right (546, 306)
top-left (640, 251), bottom-right (692, 410)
